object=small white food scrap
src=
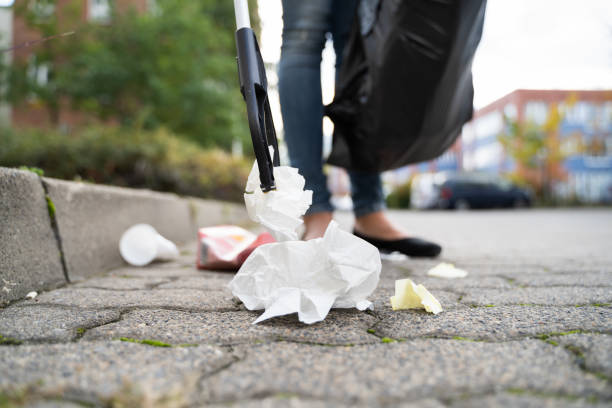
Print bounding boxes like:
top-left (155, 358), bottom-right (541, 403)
top-left (427, 262), bottom-right (468, 279)
top-left (390, 279), bottom-right (442, 314)
top-left (25, 291), bottom-right (37, 299)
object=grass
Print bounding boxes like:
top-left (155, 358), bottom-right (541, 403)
top-left (381, 337), bottom-right (396, 344)
top-left (18, 166), bottom-right (44, 176)
top-left (45, 195), bottom-right (56, 220)
top-left (0, 334), bottom-right (22, 346)
top-left (452, 336), bottom-right (476, 342)
top-left (367, 329), bottom-right (376, 334)
top-left (536, 330), bottom-right (582, 341)
top-left (118, 337), bottom-right (172, 348)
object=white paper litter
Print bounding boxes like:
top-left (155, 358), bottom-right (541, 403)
top-left (390, 278), bottom-right (443, 314)
top-left (244, 160), bottom-right (312, 241)
top-left (25, 291), bottom-right (37, 299)
top-left (232, 156), bottom-right (381, 324)
top-left (426, 262), bottom-right (468, 279)
top-left (228, 221), bottom-right (381, 324)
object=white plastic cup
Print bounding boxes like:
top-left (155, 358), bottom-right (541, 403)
top-left (119, 224), bottom-right (179, 266)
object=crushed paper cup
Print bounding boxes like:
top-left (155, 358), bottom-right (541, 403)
top-left (228, 221), bottom-right (381, 324)
top-left (427, 262), bottom-right (468, 279)
top-left (197, 225), bottom-right (275, 270)
top-left (390, 278), bottom-right (443, 314)
top-left (244, 159), bottom-right (312, 242)
top-left (119, 224), bottom-right (179, 266)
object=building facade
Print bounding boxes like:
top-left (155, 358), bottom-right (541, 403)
top-left (4, 0), bottom-right (148, 128)
top-left (462, 89), bottom-right (612, 203)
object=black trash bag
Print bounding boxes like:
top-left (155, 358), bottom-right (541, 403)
top-left (325, 0), bottom-right (486, 172)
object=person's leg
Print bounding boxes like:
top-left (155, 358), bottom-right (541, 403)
top-left (279, 0), bottom-right (335, 239)
top-left (279, 0), bottom-right (332, 214)
top-left (327, 0), bottom-right (406, 239)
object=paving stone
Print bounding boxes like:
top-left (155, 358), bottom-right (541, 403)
top-left (450, 393), bottom-right (610, 408)
top-left (0, 168), bottom-right (65, 305)
top-left (0, 341), bottom-right (231, 404)
top-left (369, 287), bottom-right (462, 312)
top-left (198, 340), bottom-right (610, 404)
top-left (373, 306), bottom-right (612, 341)
top-left (377, 274), bottom-right (512, 291)
top-left (83, 309), bottom-right (379, 346)
top-left (25, 401), bottom-right (86, 408)
top-left (43, 177), bottom-right (193, 281)
top-left (0, 305), bottom-right (120, 342)
top-left (72, 276), bottom-right (170, 290)
top-left (30, 287), bottom-right (237, 311)
top-left (207, 397), bottom-right (445, 408)
top-left (511, 272), bottom-right (612, 288)
top-left (156, 276), bottom-right (232, 291)
top-left (554, 333), bottom-right (612, 378)
top-left (107, 265), bottom-right (218, 279)
top-left (461, 287), bottom-right (612, 306)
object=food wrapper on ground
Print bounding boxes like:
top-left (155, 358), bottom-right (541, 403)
top-left (427, 262), bottom-right (468, 279)
top-left (228, 221), bottom-right (381, 324)
top-left (390, 278), bottom-right (443, 314)
top-left (197, 226), bottom-right (275, 271)
top-left (244, 161), bottom-right (312, 242)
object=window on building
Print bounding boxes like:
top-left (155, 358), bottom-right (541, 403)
top-left (599, 102), bottom-right (612, 129)
top-left (27, 56), bottom-right (49, 86)
top-left (504, 103), bottom-right (517, 120)
top-left (474, 111), bottom-right (503, 139)
top-left (88, 0), bottom-right (111, 23)
top-left (524, 101), bottom-right (548, 125)
top-left (147, 0), bottom-right (160, 16)
top-left (30, 0), bottom-right (55, 21)
top-left (566, 101), bottom-right (594, 125)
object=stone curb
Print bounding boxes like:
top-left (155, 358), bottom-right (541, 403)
top-left (1, 167), bottom-right (249, 305)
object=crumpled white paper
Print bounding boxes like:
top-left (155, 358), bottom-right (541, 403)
top-left (244, 160), bottom-right (312, 241)
top-left (228, 221), bottom-right (381, 324)
top-left (427, 262), bottom-right (468, 279)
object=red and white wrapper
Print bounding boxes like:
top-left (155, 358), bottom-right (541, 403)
top-left (196, 225), bottom-right (275, 270)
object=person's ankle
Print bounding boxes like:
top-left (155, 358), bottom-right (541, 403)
top-left (354, 211), bottom-right (406, 240)
top-left (303, 211), bottom-right (333, 240)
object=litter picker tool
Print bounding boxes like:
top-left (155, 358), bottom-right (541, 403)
top-left (233, 0), bottom-right (280, 192)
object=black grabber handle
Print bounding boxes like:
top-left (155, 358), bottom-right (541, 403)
top-left (235, 27), bottom-right (280, 192)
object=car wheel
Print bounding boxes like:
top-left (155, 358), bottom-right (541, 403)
top-left (455, 199), bottom-right (470, 210)
top-left (513, 198), bottom-right (527, 208)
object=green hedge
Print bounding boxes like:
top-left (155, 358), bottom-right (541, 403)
top-left (0, 126), bottom-right (251, 202)
top-left (386, 179), bottom-right (413, 209)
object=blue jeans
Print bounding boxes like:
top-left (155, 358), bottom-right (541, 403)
top-left (278, 0), bottom-right (385, 217)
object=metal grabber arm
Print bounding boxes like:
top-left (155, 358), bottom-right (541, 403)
top-left (233, 0), bottom-right (280, 192)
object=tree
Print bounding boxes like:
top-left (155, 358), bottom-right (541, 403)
top-left (1, 0), bottom-right (259, 151)
top-left (498, 102), bottom-right (568, 202)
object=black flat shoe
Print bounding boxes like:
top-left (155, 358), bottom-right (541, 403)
top-left (353, 230), bottom-right (442, 258)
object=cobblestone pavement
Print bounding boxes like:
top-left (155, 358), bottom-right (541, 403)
top-left (1, 209), bottom-right (611, 407)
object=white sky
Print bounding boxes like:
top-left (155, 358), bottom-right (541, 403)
top-left (258, 0), bottom-right (612, 109)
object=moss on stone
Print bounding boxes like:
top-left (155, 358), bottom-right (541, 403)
top-left (45, 195), bottom-right (56, 220)
top-left (118, 337), bottom-right (172, 348)
top-left (0, 334), bottom-right (22, 346)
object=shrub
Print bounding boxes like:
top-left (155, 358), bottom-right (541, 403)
top-left (386, 179), bottom-right (413, 209)
top-left (0, 126), bottom-right (251, 202)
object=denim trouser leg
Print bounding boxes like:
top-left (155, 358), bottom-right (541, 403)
top-left (279, 0), bottom-right (385, 217)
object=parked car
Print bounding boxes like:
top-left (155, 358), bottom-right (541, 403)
top-left (411, 172), bottom-right (532, 210)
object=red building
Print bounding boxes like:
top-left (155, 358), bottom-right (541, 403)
top-left (4, 0), bottom-right (148, 128)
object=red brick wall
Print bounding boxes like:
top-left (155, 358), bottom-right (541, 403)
top-left (11, 0), bottom-right (146, 129)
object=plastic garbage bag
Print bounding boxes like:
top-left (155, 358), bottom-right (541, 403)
top-left (228, 221), bottom-right (381, 324)
top-left (326, 0), bottom-right (487, 171)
